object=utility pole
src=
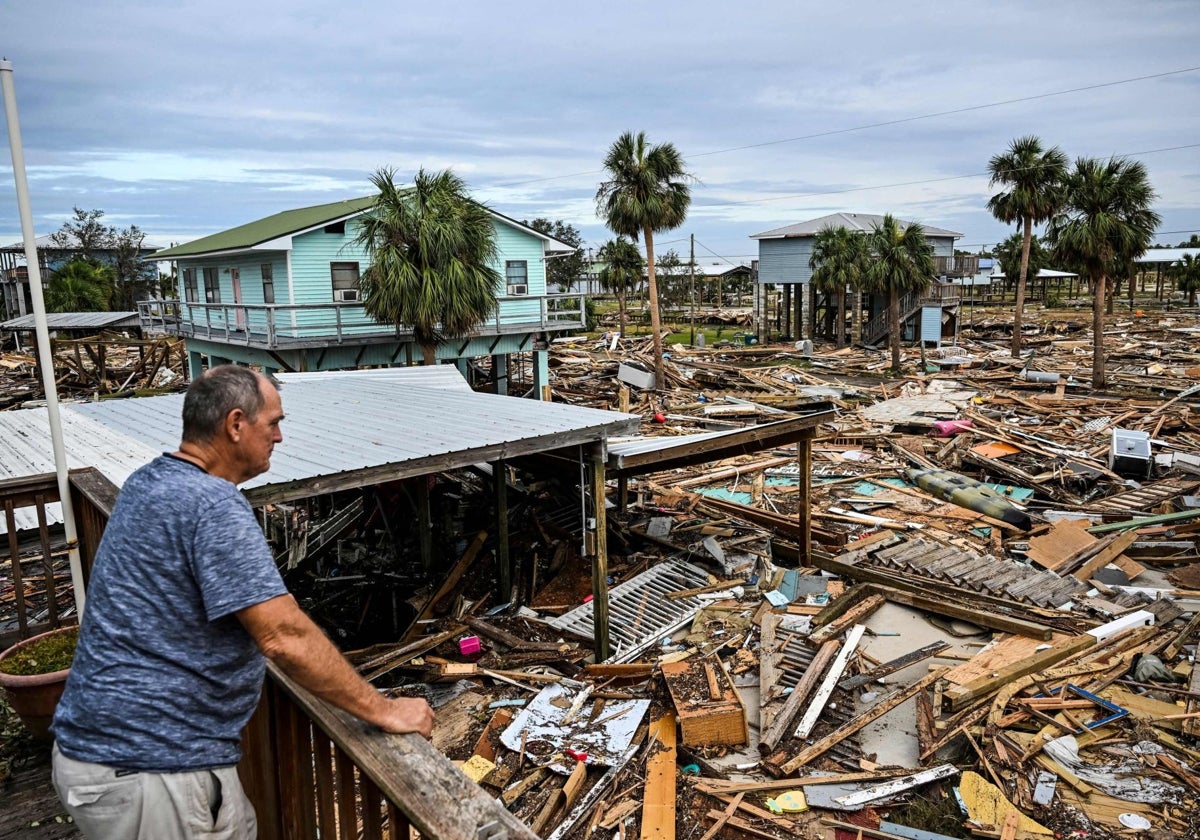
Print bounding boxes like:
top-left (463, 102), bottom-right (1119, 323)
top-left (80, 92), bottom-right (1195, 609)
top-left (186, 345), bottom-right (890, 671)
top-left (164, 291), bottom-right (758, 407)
top-left (689, 233), bottom-right (696, 345)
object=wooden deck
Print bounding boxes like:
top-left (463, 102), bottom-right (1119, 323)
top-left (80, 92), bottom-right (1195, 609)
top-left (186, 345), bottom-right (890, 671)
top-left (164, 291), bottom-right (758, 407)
top-left (0, 746), bottom-right (80, 840)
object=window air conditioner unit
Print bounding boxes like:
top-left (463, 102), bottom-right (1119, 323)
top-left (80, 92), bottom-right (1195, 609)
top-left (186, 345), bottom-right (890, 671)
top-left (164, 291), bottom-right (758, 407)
top-left (508, 284), bottom-right (528, 296)
top-left (335, 289), bottom-right (360, 303)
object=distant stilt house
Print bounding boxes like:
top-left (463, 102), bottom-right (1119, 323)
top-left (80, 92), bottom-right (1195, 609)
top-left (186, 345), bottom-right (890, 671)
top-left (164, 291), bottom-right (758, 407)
top-left (0, 234), bottom-right (161, 319)
top-left (749, 213), bottom-right (966, 347)
top-left (146, 197), bottom-right (583, 398)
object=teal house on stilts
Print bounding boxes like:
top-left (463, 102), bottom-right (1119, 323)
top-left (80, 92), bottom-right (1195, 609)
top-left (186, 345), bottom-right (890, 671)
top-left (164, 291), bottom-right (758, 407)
top-left (143, 196), bottom-right (584, 397)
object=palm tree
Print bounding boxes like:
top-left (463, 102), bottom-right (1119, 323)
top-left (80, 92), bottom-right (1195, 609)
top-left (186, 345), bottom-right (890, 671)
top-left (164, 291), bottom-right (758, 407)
top-left (597, 237), bottom-right (643, 337)
top-left (596, 131), bottom-right (692, 389)
top-left (865, 215), bottom-right (936, 372)
top-left (355, 167), bottom-right (501, 365)
top-left (994, 232), bottom-right (1048, 300)
top-left (46, 260), bottom-right (113, 312)
top-left (1168, 253), bottom-right (1200, 307)
top-left (987, 136), bottom-right (1068, 358)
top-left (1047, 156), bottom-right (1160, 389)
top-left (809, 226), bottom-right (865, 349)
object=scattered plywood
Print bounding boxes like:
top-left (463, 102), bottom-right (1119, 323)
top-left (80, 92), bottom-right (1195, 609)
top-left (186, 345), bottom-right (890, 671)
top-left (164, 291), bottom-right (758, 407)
top-left (641, 710), bottom-right (677, 839)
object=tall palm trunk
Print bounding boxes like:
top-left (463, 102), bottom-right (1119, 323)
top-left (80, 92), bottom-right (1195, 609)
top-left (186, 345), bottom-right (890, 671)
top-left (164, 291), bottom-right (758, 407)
top-left (1012, 217), bottom-right (1032, 358)
top-left (644, 225), bottom-right (665, 389)
top-left (1092, 270), bottom-right (1107, 389)
top-left (617, 286), bottom-right (627, 337)
top-left (421, 342), bottom-right (437, 366)
top-left (889, 286), bottom-right (901, 371)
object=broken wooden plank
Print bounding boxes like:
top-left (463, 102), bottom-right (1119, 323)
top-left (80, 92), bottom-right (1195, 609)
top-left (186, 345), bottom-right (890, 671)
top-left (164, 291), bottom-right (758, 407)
top-left (776, 669), bottom-right (946, 775)
top-left (793, 624), bottom-right (866, 740)
top-left (758, 639), bottom-right (839, 756)
top-left (808, 594), bottom-right (886, 646)
top-left (640, 710), bottom-right (677, 840)
top-left (839, 641), bottom-right (950, 691)
top-left (832, 764), bottom-right (960, 808)
top-left (942, 635), bottom-right (1095, 711)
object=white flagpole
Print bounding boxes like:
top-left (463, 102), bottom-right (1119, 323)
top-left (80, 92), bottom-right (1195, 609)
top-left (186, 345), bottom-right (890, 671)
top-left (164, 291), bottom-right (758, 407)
top-left (1, 58), bottom-right (86, 618)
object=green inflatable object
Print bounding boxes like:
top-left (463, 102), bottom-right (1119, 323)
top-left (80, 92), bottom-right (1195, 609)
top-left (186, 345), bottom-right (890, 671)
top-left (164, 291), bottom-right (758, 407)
top-left (905, 468), bottom-right (1033, 531)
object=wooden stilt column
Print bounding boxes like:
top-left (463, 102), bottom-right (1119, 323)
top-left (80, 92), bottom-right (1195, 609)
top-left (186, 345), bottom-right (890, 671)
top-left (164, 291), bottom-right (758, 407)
top-left (590, 446), bottom-right (610, 661)
top-left (494, 460), bottom-right (511, 600)
top-left (797, 428), bottom-right (815, 566)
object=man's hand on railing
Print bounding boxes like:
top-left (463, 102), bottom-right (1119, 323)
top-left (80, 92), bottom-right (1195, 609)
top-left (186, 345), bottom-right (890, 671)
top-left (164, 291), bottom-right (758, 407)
top-left (377, 696), bottom-right (435, 739)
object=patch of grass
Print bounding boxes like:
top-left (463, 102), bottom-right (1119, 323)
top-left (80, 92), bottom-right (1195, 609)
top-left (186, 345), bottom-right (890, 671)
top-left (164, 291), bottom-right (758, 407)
top-left (0, 628), bottom-right (77, 676)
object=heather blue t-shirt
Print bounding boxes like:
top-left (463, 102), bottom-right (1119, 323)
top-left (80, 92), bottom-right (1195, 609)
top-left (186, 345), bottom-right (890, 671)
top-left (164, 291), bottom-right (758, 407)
top-left (53, 454), bottom-right (288, 772)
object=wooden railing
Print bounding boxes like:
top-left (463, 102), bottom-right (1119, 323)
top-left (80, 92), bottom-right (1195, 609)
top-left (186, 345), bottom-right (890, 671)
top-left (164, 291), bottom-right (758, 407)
top-left (1, 467), bottom-right (530, 838)
top-left (242, 664), bottom-right (537, 840)
top-left (0, 468), bottom-right (119, 649)
top-left (138, 295), bottom-right (587, 350)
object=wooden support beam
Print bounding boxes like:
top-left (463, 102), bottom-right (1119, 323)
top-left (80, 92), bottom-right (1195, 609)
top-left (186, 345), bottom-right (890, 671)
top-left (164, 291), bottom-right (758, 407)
top-left (494, 459), bottom-right (511, 599)
top-left (400, 531), bottom-right (486, 643)
top-left (591, 447), bottom-right (611, 662)
top-left (808, 594), bottom-right (885, 646)
top-left (797, 427), bottom-right (814, 565)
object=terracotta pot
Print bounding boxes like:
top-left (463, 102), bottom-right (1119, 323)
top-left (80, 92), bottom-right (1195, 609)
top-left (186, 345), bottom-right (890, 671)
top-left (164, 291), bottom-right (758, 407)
top-left (0, 626), bottom-right (75, 740)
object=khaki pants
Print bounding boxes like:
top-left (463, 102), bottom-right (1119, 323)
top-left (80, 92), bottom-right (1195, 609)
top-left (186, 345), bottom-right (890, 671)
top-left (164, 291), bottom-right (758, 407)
top-left (52, 744), bottom-right (257, 839)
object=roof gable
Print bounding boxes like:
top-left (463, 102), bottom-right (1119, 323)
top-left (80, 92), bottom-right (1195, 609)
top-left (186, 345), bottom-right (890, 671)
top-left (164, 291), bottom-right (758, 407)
top-left (751, 212), bottom-right (962, 240)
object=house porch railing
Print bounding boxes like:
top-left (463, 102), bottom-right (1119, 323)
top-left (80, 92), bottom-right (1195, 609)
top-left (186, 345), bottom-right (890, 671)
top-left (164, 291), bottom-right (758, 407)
top-left (242, 664), bottom-right (536, 840)
top-left (137, 294), bottom-right (587, 350)
top-left (0, 468), bottom-right (534, 839)
top-left (0, 468), bottom-right (119, 649)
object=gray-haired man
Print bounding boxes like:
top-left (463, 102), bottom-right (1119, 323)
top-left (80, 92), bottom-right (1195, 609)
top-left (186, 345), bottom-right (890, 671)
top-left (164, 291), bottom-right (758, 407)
top-left (52, 365), bottom-right (432, 839)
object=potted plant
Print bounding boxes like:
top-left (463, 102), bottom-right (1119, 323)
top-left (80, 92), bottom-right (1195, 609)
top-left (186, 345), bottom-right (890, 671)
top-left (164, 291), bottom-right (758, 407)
top-left (0, 626), bottom-right (77, 740)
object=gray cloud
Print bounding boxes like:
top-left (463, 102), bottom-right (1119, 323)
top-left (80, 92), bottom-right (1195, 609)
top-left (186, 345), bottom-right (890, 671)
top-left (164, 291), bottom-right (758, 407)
top-left (2, 0), bottom-right (1197, 260)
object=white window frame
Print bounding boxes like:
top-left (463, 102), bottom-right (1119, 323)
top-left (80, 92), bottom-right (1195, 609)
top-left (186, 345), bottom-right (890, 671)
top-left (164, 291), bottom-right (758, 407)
top-left (505, 260), bottom-right (528, 296)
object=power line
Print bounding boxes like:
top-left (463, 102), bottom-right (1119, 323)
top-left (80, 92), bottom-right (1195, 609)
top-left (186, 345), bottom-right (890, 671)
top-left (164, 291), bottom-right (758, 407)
top-left (710, 143), bottom-right (1200, 208)
top-left (490, 65), bottom-right (1200, 189)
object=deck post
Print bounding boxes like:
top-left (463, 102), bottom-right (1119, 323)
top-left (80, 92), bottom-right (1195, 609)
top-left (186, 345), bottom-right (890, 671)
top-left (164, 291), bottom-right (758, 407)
top-left (494, 460), bottom-right (510, 600)
top-left (493, 353), bottom-right (508, 396)
top-left (590, 445), bottom-right (610, 661)
top-left (797, 428), bottom-right (815, 566)
top-left (532, 349), bottom-right (550, 400)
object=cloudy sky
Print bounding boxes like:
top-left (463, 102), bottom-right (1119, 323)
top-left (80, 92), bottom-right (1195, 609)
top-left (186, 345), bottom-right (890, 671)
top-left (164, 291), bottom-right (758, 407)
top-left (2, 0), bottom-right (1197, 267)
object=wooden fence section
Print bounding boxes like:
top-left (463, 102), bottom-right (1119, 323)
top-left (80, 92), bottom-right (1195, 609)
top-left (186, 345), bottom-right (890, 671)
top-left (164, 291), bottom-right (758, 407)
top-left (242, 663), bottom-right (537, 840)
top-left (0, 468), bottom-right (118, 649)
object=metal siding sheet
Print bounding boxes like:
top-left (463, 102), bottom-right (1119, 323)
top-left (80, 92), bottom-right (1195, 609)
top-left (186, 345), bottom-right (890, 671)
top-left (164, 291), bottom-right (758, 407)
top-left (757, 238), bottom-right (812, 285)
top-left (1, 312), bottom-right (140, 330)
top-left (920, 306), bottom-right (942, 346)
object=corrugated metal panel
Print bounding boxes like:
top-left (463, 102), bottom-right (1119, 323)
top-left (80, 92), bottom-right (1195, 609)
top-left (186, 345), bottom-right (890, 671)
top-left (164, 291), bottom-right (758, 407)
top-left (757, 238), bottom-right (813, 285)
top-left (546, 559), bottom-right (713, 662)
top-left (67, 368), bottom-right (640, 494)
top-left (0, 368), bottom-right (639, 531)
top-left (0, 408), bottom-right (160, 534)
top-left (1, 312), bottom-right (140, 330)
top-left (919, 306), bottom-right (942, 347)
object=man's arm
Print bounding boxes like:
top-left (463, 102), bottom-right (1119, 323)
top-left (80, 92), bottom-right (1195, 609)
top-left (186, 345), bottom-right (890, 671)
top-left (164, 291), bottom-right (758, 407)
top-left (237, 594), bottom-right (433, 738)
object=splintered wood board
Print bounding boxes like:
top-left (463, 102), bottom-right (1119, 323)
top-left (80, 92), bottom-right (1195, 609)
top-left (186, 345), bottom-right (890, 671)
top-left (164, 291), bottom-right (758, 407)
top-left (942, 633), bottom-right (1078, 687)
top-left (661, 658), bottom-right (748, 747)
top-left (641, 710), bottom-right (677, 840)
top-left (1025, 519), bottom-right (1093, 572)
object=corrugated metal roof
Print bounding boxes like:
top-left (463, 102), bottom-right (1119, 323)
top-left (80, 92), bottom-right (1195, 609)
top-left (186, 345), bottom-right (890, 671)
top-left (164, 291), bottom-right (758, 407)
top-left (68, 370), bottom-right (636, 500)
top-left (991, 268), bottom-right (1078, 279)
top-left (0, 368), bottom-right (639, 523)
top-left (0, 407), bottom-right (160, 534)
top-left (751, 213), bottom-right (962, 240)
top-left (2, 311), bottom-right (140, 330)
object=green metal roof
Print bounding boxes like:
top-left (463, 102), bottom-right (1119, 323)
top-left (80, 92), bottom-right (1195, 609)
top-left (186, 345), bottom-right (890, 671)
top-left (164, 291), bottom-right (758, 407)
top-left (156, 196), bottom-right (376, 258)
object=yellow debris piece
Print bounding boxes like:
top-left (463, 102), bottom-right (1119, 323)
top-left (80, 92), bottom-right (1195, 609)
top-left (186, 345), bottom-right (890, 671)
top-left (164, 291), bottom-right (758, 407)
top-left (459, 754), bottom-right (497, 783)
top-left (958, 771), bottom-right (1051, 835)
top-left (764, 790), bottom-right (807, 814)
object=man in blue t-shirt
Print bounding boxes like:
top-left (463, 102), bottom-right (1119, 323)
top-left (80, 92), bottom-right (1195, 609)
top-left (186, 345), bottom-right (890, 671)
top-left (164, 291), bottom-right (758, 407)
top-left (52, 365), bottom-right (433, 839)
